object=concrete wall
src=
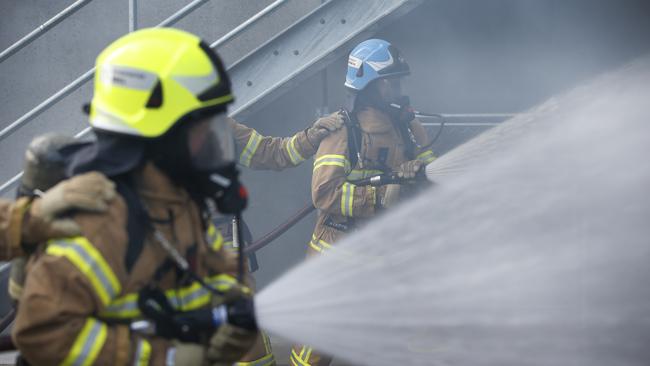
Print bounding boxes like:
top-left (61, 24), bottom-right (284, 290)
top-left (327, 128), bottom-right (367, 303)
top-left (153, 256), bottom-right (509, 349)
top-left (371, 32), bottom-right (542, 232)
top-left (1, 0), bottom-right (649, 291)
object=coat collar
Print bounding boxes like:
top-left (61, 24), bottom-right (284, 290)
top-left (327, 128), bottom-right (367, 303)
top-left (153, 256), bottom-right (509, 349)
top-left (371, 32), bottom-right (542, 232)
top-left (134, 162), bottom-right (190, 205)
top-left (356, 107), bottom-right (395, 134)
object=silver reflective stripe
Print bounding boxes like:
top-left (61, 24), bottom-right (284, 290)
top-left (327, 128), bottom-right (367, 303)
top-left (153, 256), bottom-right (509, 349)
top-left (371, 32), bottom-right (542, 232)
top-left (134, 339), bottom-right (151, 366)
top-left (102, 275), bottom-right (238, 319)
top-left (178, 287), bottom-right (209, 308)
top-left (165, 347), bottom-right (176, 366)
top-left (51, 240), bottom-right (119, 301)
top-left (90, 109), bottom-right (142, 136)
top-left (367, 52), bottom-right (394, 72)
top-left (286, 135), bottom-right (305, 165)
top-left (71, 320), bottom-right (105, 366)
top-left (239, 131), bottom-right (262, 167)
top-left (341, 182), bottom-right (355, 217)
top-left (313, 156), bottom-right (350, 172)
top-left (100, 65), bottom-right (158, 90)
top-left (104, 298), bottom-right (138, 316)
top-left (173, 69), bottom-right (219, 96)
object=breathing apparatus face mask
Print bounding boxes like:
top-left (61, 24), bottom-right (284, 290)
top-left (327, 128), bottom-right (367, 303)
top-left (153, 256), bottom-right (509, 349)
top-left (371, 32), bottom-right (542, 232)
top-left (185, 113), bottom-right (248, 214)
top-left (188, 113), bottom-right (236, 171)
top-left (382, 77), bottom-right (403, 105)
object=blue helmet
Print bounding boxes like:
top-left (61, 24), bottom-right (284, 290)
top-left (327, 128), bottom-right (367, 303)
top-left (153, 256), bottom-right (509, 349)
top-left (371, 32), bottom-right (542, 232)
top-left (344, 39), bottom-right (410, 91)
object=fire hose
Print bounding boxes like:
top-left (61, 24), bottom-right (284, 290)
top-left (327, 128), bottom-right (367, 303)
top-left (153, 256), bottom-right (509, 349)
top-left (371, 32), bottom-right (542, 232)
top-left (245, 202), bottom-right (316, 254)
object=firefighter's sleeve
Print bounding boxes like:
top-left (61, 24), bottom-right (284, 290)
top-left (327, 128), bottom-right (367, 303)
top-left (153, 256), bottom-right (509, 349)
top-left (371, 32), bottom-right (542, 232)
top-left (231, 118), bottom-right (317, 170)
top-left (410, 118), bottom-right (437, 164)
top-left (311, 128), bottom-right (377, 218)
top-left (12, 198), bottom-right (170, 366)
top-left (0, 197), bottom-right (31, 260)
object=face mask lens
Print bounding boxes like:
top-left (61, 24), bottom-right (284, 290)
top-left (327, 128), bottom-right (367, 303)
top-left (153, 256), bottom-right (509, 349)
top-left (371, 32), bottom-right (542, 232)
top-left (388, 78), bottom-right (402, 100)
top-left (189, 113), bottom-right (235, 171)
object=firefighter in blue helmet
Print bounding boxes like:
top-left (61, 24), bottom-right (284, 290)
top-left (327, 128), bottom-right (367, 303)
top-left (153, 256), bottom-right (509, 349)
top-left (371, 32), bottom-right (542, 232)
top-left (289, 39), bottom-right (437, 366)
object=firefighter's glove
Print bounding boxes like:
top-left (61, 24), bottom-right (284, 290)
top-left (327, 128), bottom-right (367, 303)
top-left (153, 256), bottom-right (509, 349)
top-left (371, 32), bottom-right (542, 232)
top-left (379, 184), bottom-right (401, 209)
top-left (307, 112), bottom-right (345, 145)
top-left (396, 160), bottom-right (424, 179)
top-left (168, 342), bottom-right (207, 366)
top-left (206, 285), bottom-right (258, 365)
top-left (206, 323), bottom-right (257, 366)
top-left (24, 172), bottom-right (116, 243)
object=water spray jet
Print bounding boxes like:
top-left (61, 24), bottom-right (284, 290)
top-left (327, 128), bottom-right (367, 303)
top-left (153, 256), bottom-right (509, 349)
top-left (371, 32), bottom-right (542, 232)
top-left (255, 56), bottom-right (650, 366)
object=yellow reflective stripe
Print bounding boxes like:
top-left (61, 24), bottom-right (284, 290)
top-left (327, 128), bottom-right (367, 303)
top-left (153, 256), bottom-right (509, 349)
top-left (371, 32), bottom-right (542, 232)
top-left (319, 239), bottom-right (332, 249)
top-left (341, 183), bottom-right (348, 216)
top-left (348, 184), bottom-right (355, 217)
top-left (286, 135), bottom-right (305, 165)
top-left (239, 131), bottom-right (263, 167)
top-left (234, 353), bottom-right (275, 366)
top-left (101, 274), bottom-right (239, 319)
top-left (206, 224), bottom-right (224, 251)
top-left (416, 150), bottom-right (436, 164)
top-left (47, 237), bottom-right (120, 306)
top-left (223, 240), bottom-right (235, 251)
top-left (101, 293), bottom-right (139, 319)
top-left (308, 235), bottom-right (321, 252)
top-left (208, 273), bottom-right (239, 292)
top-left (309, 241), bottom-right (322, 252)
top-left (313, 154), bottom-right (349, 172)
top-left (175, 282), bottom-right (209, 311)
top-left (340, 182), bottom-right (356, 217)
top-left (204, 94), bottom-right (235, 108)
top-left (61, 318), bottom-right (107, 366)
top-left (262, 332), bottom-right (273, 354)
top-left (304, 347), bottom-right (313, 361)
top-left (346, 169), bottom-right (383, 181)
top-left (309, 235), bottom-right (332, 253)
top-left (134, 339), bottom-right (151, 366)
top-left (290, 351), bottom-right (306, 366)
top-left (212, 232), bottom-right (224, 251)
top-left (290, 349), bottom-right (311, 366)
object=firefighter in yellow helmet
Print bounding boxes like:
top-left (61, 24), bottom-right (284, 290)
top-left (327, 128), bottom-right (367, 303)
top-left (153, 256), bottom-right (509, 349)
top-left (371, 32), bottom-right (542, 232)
top-left (13, 28), bottom-right (260, 365)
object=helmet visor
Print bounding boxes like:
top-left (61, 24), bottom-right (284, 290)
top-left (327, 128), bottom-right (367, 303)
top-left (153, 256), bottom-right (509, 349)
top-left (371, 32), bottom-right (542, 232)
top-left (188, 113), bottom-right (236, 171)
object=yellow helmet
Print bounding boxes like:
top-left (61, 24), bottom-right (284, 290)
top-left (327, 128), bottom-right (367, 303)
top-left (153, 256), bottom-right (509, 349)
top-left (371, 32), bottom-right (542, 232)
top-left (90, 28), bottom-right (233, 138)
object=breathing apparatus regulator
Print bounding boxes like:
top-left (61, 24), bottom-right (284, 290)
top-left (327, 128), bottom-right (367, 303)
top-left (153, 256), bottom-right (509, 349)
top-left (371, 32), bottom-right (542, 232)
top-left (87, 28), bottom-right (256, 340)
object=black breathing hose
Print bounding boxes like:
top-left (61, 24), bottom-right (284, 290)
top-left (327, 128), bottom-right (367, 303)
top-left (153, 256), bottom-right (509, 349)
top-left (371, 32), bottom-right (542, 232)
top-left (415, 112), bottom-right (446, 150)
